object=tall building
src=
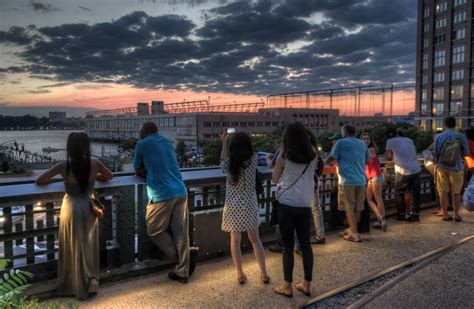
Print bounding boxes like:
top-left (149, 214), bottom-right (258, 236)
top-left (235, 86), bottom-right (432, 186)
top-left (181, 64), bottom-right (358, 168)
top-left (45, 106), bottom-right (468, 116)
top-left (416, 0), bottom-right (472, 131)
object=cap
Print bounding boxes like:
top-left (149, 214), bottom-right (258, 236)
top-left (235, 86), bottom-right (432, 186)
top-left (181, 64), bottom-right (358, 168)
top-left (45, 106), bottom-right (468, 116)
top-left (329, 131), bottom-right (342, 141)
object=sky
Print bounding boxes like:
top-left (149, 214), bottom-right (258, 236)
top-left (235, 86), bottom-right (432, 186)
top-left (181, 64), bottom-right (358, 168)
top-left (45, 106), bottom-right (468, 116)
top-left (0, 0), bottom-right (417, 116)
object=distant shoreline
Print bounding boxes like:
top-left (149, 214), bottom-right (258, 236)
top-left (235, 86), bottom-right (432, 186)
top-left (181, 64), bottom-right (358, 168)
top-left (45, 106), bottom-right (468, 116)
top-left (0, 128), bottom-right (85, 131)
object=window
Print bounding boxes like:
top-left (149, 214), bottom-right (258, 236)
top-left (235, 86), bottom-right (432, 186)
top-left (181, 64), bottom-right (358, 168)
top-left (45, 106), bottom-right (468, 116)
top-left (452, 69), bottom-right (464, 80)
top-left (422, 75), bottom-right (428, 85)
top-left (423, 7), bottom-right (430, 17)
top-left (420, 119), bottom-right (427, 132)
top-left (433, 33), bottom-right (446, 44)
top-left (433, 87), bottom-right (444, 100)
top-left (453, 11), bottom-right (467, 24)
top-left (454, 0), bottom-right (467, 7)
top-left (451, 85), bottom-right (463, 99)
top-left (433, 72), bottom-right (445, 83)
top-left (421, 89), bottom-right (427, 102)
top-left (213, 122), bottom-right (220, 127)
top-left (450, 101), bottom-right (462, 115)
top-left (453, 28), bottom-right (465, 40)
top-left (436, 1), bottom-right (447, 13)
top-left (452, 45), bottom-right (465, 64)
top-left (422, 53), bottom-right (429, 69)
top-left (421, 103), bottom-right (428, 116)
top-left (424, 23), bottom-right (429, 33)
top-left (433, 118), bottom-right (443, 131)
top-left (203, 122), bottom-right (212, 127)
top-left (433, 103), bottom-right (444, 116)
top-left (239, 122), bottom-right (247, 127)
top-left (423, 38), bottom-right (429, 48)
top-left (435, 18), bottom-right (446, 29)
top-left (434, 50), bottom-right (445, 67)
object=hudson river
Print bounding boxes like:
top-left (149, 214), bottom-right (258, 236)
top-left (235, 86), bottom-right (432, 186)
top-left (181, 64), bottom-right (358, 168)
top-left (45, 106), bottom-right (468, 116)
top-left (0, 130), bottom-right (118, 160)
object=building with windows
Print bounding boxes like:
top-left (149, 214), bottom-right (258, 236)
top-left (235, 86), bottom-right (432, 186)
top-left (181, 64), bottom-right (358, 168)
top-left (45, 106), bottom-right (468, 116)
top-left (48, 111), bottom-right (67, 122)
top-left (416, 0), bottom-right (472, 131)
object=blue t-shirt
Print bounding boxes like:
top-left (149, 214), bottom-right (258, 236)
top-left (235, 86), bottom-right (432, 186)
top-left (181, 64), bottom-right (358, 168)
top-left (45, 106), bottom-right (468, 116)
top-left (330, 137), bottom-right (369, 186)
top-left (133, 134), bottom-right (187, 203)
top-left (433, 129), bottom-right (470, 171)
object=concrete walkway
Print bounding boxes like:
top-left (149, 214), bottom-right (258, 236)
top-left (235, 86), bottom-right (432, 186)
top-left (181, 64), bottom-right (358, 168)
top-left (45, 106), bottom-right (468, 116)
top-left (50, 208), bottom-right (474, 308)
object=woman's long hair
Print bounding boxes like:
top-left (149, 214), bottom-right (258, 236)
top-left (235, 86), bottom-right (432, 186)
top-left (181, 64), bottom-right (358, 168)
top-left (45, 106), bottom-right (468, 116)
top-left (228, 131), bottom-right (253, 183)
top-left (360, 132), bottom-right (378, 154)
top-left (282, 122), bottom-right (316, 164)
top-left (66, 132), bottom-right (91, 193)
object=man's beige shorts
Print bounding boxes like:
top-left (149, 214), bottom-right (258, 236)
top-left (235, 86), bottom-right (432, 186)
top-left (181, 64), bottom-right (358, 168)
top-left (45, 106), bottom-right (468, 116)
top-left (436, 168), bottom-right (464, 195)
top-left (338, 185), bottom-right (366, 212)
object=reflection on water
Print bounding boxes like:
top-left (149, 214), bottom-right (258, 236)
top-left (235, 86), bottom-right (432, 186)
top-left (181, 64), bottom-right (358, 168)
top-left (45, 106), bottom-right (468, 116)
top-left (0, 130), bottom-right (118, 160)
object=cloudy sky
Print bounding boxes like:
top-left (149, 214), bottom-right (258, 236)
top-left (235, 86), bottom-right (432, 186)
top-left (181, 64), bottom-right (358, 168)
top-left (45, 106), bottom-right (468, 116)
top-left (0, 0), bottom-right (416, 115)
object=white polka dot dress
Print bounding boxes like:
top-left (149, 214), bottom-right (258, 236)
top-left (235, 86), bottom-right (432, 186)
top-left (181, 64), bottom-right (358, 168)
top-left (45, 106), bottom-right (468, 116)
top-left (221, 154), bottom-right (260, 232)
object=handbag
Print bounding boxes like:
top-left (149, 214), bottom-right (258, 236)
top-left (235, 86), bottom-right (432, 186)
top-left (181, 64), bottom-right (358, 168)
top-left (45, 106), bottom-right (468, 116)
top-left (270, 160), bottom-right (312, 226)
top-left (90, 198), bottom-right (105, 219)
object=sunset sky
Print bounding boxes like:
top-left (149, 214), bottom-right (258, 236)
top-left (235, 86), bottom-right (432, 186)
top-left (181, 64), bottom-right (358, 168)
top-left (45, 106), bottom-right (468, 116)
top-left (0, 0), bottom-right (416, 116)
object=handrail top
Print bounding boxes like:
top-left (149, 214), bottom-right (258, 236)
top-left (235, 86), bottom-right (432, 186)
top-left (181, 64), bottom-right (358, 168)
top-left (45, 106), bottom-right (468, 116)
top-left (0, 166), bottom-right (273, 199)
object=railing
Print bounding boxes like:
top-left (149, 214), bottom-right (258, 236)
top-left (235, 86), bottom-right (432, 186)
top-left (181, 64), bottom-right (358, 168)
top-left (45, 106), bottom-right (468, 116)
top-left (0, 163), bottom-right (435, 284)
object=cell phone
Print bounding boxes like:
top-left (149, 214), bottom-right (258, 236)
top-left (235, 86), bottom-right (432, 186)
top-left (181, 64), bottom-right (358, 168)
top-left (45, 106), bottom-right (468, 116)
top-left (226, 128), bottom-right (237, 134)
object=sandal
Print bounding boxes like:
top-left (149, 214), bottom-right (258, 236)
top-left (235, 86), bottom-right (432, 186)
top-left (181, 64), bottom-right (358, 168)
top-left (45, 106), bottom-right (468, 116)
top-left (338, 229), bottom-right (350, 237)
top-left (442, 216), bottom-right (453, 221)
top-left (238, 274), bottom-right (247, 285)
top-left (295, 283), bottom-right (311, 296)
top-left (260, 274), bottom-right (270, 284)
top-left (454, 216), bottom-right (463, 222)
top-left (273, 285), bottom-right (293, 298)
top-left (343, 233), bottom-right (362, 243)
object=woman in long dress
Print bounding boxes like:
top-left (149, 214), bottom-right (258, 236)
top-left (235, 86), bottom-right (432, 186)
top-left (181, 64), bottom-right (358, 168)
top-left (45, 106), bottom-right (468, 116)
top-left (220, 131), bottom-right (269, 284)
top-left (36, 132), bottom-right (113, 300)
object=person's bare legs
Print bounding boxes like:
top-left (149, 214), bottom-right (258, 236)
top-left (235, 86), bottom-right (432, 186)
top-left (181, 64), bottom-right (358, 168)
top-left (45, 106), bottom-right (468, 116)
top-left (440, 192), bottom-right (450, 219)
top-left (366, 183), bottom-right (382, 219)
top-left (230, 232), bottom-right (244, 279)
top-left (453, 194), bottom-right (461, 218)
top-left (373, 181), bottom-right (385, 218)
top-left (345, 210), bottom-right (358, 234)
top-left (247, 229), bottom-right (269, 280)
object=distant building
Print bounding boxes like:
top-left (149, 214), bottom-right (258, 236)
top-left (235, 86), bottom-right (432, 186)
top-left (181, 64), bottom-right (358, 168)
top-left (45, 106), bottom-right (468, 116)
top-left (416, 0), bottom-right (472, 131)
top-left (49, 111), bottom-right (66, 122)
top-left (151, 101), bottom-right (165, 114)
top-left (85, 107), bottom-right (340, 149)
top-left (137, 103), bottom-right (149, 116)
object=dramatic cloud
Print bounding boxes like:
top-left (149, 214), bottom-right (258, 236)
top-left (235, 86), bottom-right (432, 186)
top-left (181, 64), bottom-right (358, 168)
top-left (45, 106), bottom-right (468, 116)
top-left (30, 1), bottom-right (60, 13)
top-left (0, 0), bottom-right (416, 95)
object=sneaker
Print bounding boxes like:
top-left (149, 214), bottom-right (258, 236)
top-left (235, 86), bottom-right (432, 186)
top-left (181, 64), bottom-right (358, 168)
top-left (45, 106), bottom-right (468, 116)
top-left (372, 222), bottom-right (382, 229)
top-left (391, 215), bottom-right (409, 222)
top-left (189, 247), bottom-right (199, 277)
top-left (408, 215), bottom-right (420, 223)
top-left (168, 271), bottom-right (189, 284)
top-left (268, 244), bottom-right (283, 253)
top-left (313, 237), bottom-right (326, 245)
top-left (380, 218), bottom-right (387, 231)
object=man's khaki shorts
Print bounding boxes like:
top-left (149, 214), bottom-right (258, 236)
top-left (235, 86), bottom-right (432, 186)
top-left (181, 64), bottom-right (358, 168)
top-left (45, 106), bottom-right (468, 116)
top-left (436, 168), bottom-right (464, 195)
top-left (338, 185), bottom-right (366, 212)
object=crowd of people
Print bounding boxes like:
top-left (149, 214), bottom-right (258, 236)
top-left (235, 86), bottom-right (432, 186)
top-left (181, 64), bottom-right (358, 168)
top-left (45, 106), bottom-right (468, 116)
top-left (35, 115), bottom-right (472, 300)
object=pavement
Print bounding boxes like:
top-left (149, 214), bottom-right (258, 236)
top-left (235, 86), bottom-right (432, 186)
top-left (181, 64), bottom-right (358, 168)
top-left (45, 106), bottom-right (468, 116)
top-left (48, 208), bottom-right (474, 308)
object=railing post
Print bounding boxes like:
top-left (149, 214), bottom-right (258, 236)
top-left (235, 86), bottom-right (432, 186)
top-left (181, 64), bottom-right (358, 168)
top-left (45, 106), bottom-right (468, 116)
top-left (116, 186), bottom-right (136, 265)
top-left (45, 202), bottom-right (56, 261)
top-left (137, 184), bottom-right (153, 261)
top-left (3, 207), bottom-right (13, 268)
top-left (25, 204), bottom-right (34, 264)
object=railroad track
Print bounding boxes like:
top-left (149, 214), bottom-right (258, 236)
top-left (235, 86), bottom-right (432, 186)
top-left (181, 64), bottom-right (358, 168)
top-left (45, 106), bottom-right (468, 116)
top-left (301, 235), bottom-right (474, 308)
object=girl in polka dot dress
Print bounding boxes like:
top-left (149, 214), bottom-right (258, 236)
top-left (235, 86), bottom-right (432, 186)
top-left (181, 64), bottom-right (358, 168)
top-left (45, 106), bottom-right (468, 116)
top-left (221, 131), bottom-right (269, 285)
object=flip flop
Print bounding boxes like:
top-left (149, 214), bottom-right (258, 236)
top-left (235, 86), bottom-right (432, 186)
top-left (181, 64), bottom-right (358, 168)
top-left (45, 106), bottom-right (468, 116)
top-left (273, 286), bottom-right (293, 298)
top-left (343, 234), bottom-right (362, 243)
top-left (454, 216), bottom-right (463, 222)
top-left (238, 274), bottom-right (247, 285)
top-left (442, 216), bottom-right (453, 221)
top-left (295, 283), bottom-right (311, 296)
top-left (260, 274), bottom-right (270, 284)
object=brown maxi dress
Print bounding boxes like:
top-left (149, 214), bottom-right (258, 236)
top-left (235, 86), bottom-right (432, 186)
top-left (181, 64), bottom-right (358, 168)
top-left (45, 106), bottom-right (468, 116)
top-left (57, 180), bottom-right (100, 300)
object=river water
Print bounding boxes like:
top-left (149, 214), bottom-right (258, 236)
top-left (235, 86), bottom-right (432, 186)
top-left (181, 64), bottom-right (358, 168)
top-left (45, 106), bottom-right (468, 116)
top-left (0, 130), bottom-right (118, 160)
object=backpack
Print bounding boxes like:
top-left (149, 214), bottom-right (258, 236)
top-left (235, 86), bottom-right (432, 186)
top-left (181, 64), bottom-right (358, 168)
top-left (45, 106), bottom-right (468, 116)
top-left (439, 134), bottom-right (462, 166)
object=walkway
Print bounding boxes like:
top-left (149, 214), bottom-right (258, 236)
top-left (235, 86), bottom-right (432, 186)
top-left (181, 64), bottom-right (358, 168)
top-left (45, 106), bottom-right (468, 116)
top-left (50, 208), bottom-right (474, 308)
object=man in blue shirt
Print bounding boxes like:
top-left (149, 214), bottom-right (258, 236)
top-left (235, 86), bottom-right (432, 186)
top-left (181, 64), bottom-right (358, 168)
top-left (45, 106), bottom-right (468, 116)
top-left (325, 125), bottom-right (369, 243)
top-left (433, 117), bottom-right (470, 222)
top-left (134, 122), bottom-right (192, 283)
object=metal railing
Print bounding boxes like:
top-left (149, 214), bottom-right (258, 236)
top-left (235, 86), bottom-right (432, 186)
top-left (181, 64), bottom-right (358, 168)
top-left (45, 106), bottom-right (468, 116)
top-left (0, 163), bottom-right (435, 283)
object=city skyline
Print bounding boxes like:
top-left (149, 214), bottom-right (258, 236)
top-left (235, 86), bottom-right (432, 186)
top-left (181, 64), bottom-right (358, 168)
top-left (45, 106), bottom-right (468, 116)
top-left (0, 0), bottom-right (416, 115)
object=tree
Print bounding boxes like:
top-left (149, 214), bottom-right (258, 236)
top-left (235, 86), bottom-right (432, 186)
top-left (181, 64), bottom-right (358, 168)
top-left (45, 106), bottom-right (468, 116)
top-left (175, 140), bottom-right (187, 163)
top-left (251, 135), bottom-right (280, 153)
top-left (202, 138), bottom-right (223, 166)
